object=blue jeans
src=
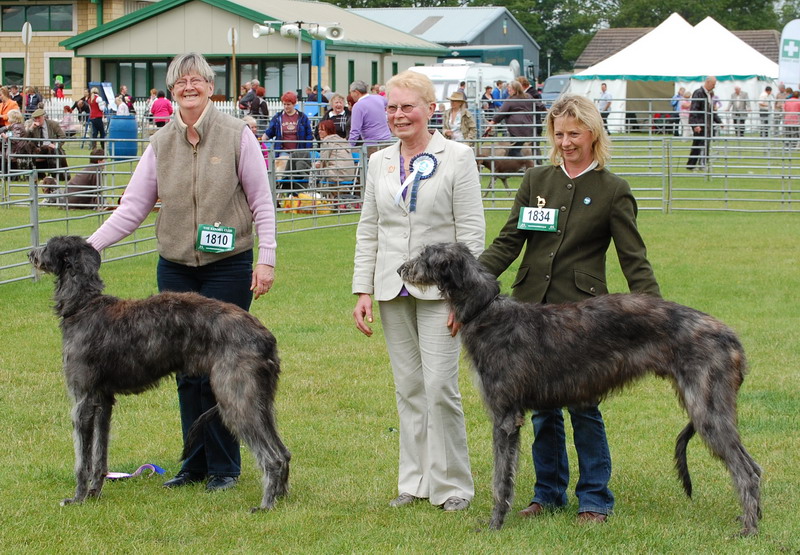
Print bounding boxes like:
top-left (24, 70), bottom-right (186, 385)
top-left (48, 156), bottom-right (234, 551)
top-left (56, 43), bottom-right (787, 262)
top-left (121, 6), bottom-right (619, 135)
top-left (156, 250), bottom-right (254, 477)
top-left (530, 405), bottom-right (614, 515)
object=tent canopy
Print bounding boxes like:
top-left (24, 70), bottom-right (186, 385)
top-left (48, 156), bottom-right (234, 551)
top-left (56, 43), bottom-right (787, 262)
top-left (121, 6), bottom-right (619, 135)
top-left (574, 13), bottom-right (778, 82)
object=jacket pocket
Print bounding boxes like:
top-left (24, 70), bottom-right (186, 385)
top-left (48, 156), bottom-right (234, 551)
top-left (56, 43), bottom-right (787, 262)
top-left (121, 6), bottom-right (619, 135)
top-left (511, 265), bottom-right (530, 289)
top-left (574, 269), bottom-right (607, 297)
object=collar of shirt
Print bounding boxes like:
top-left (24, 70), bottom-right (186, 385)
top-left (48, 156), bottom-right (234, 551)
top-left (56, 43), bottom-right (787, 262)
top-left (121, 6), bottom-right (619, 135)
top-left (561, 159), bottom-right (598, 179)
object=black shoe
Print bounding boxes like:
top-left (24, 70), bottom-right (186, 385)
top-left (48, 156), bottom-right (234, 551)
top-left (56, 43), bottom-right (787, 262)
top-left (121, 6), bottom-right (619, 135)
top-left (206, 475), bottom-right (238, 492)
top-left (163, 471), bottom-right (205, 488)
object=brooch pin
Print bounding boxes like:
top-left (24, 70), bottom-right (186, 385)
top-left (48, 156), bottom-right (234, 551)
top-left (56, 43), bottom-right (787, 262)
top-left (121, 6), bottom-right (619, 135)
top-left (537, 195), bottom-right (546, 208)
top-left (583, 197), bottom-right (592, 205)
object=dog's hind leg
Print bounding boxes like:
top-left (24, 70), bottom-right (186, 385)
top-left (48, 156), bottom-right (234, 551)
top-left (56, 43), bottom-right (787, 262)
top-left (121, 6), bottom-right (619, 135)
top-left (62, 392), bottom-right (99, 505)
top-left (87, 394), bottom-right (114, 499)
top-left (685, 397), bottom-right (762, 536)
top-left (242, 405), bottom-right (291, 512)
top-left (489, 411), bottom-right (524, 530)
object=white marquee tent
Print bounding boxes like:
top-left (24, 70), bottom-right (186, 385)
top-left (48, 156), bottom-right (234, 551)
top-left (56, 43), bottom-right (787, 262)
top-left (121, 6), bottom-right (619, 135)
top-left (568, 14), bottom-right (779, 132)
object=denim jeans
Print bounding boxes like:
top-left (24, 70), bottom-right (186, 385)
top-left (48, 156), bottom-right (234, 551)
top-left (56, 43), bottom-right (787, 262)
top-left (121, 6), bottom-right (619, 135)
top-left (156, 250), bottom-right (254, 477)
top-left (530, 405), bottom-right (614, 515)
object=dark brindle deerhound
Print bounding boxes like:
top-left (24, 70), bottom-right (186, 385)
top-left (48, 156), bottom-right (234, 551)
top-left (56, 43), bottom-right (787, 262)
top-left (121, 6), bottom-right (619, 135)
top-left (398, 242), bottom-right (762, 536)
top-left (29, 235), bottom-right (290, 512)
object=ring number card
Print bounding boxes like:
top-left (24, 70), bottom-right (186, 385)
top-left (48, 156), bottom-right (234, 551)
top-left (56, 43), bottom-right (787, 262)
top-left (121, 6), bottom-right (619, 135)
top-left (518, 206), bottom-right (558, 232)
top-left (196, 223), bottom-right (236, 253)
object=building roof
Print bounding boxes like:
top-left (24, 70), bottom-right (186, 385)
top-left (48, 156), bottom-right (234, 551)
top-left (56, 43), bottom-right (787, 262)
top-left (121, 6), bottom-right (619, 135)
top-left (575, 26), bottom-right (781, 70)
top-left (61, 0), bottom-right (447, 56)
top-left (349, 6), bottom-right (533, 46)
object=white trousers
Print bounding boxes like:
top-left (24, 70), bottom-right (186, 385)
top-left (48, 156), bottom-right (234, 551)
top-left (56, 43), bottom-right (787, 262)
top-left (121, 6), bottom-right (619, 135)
top-left (379, 296), bottom-right (474, 505)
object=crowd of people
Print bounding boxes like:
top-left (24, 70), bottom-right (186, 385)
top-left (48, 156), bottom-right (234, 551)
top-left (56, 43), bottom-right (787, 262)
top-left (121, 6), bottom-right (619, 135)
top-left (5, 69), bottom-right (800, 211)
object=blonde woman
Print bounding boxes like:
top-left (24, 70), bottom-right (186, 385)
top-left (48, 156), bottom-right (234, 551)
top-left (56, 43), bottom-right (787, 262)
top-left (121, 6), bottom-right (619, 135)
top-left (479, 94), bottom-right (660, 523)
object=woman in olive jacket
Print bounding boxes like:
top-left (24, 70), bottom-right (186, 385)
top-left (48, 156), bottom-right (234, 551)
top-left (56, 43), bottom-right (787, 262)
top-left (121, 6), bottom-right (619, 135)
top-left (479, 94), bottom-right (660, 523)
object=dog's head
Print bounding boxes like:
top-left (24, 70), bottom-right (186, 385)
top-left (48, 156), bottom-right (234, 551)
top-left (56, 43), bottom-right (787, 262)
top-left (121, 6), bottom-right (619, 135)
top-left (29, 235), bottom-right (101, 278)
top-left (398, 242), bottom-right (475, 293)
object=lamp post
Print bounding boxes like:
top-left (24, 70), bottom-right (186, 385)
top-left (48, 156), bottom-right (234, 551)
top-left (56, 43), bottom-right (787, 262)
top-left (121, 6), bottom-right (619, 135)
top-left (547, 50), bottom-right (552, 79)
top-left (253, 21), bottom-right (344, 109)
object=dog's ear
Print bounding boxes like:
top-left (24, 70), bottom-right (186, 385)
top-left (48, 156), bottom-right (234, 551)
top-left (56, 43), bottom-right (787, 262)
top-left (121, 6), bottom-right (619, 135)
top-left (69, 240), bottom-right (101, 276)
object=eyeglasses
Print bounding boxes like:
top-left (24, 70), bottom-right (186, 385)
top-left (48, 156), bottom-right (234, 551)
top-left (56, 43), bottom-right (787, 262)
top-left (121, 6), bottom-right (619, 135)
top-left (386, 104), bottom-right (418, 115)
top-left (172, 77), bottom-right (207, 90)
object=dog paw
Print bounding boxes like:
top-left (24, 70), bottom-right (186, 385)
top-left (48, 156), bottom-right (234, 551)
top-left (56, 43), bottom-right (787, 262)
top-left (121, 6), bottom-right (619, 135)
top-left (60, 498), bottom-right (80, 506)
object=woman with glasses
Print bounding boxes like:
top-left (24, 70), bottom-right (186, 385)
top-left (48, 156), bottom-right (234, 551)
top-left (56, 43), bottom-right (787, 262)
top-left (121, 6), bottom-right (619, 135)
top-left (352, 70), bottom-right (485, 512)
top-left (86, 52), bottom-right (277, 493)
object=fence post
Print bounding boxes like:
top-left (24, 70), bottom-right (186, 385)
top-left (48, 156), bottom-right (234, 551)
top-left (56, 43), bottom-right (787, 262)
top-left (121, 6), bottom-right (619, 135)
top-left (664, 138), bottom-right (671, 214)
top-left (28, 171), bottom-right (40, 279)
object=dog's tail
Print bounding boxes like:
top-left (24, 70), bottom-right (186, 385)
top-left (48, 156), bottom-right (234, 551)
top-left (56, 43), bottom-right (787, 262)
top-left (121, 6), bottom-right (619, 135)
top-left (182, 405), bottom-right (220, 461)
top-left (674, 421), bottom-right (696, 497)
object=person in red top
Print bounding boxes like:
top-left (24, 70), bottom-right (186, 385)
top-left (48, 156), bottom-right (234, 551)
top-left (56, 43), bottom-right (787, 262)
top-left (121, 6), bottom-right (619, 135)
top-left (783, 90), bottom-right (800, 148)
top-left (88, 87), bottom-right (106, 149)
top-left (149, 90), bottom-right (174, 128)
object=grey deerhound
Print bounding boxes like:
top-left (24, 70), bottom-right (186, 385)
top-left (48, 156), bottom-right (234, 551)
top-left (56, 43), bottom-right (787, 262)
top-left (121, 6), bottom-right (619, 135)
top-left (29, 235), bottom-right (290, 512)
top-left (398, 242), bottom-right (761, 536)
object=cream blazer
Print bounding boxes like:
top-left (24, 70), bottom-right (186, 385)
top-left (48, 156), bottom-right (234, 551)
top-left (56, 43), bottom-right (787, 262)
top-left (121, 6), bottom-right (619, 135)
top-left (353, 130), bottom-right (485, 301)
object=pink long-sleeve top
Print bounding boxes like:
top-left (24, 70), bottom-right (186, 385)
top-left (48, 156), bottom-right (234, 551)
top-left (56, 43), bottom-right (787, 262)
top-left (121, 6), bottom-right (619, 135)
top-left (87, 127), bottom-right (277, 267)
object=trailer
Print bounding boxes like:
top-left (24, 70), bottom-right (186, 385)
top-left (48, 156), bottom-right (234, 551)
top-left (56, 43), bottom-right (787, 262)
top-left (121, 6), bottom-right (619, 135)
top-left (408, 59), bottom-right (518, 108)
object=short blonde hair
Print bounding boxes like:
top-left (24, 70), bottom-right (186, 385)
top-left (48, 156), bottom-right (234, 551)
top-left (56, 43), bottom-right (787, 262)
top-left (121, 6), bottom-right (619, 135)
top-left (546, 94), bottom-right (611, 169)
top-left (385, 70), bottom-right (436, 105)
top-left (7, 109), bottom-right (23, 124)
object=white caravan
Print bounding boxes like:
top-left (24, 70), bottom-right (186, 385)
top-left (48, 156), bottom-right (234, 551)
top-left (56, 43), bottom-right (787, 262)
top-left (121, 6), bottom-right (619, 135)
top-left (408, 59), bottom-right (519, 107)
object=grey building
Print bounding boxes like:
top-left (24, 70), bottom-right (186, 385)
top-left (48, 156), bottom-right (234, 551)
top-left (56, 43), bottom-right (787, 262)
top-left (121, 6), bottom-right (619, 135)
top-left (350, 7), bottom-right (541, 80)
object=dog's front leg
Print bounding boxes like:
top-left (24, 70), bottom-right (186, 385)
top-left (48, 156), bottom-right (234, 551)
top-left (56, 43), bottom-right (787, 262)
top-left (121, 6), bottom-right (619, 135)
top-left (87, 394), bottom-right (114, 498)
top-left (61, 394), bottom-right (96, 506)
top-left (489, 411), bottom-right (523, 530)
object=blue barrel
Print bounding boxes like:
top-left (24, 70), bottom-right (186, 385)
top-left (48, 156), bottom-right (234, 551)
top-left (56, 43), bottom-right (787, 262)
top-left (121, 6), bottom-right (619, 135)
top-left (108, 115), bottom-right (138, 158)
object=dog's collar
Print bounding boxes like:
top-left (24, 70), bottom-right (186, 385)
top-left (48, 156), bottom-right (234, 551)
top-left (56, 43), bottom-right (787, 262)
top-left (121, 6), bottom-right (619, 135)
top-left (460, 294), bottom-right (500, 326)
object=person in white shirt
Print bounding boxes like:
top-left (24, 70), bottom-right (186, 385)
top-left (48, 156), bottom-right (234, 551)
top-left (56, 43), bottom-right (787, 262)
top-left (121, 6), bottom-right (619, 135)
top-left (758, 86), bottom-right (774, 137)
top-left (115, 96), bottom-right (130, 116)
top-left (596, 83), bottom-right (612, 133)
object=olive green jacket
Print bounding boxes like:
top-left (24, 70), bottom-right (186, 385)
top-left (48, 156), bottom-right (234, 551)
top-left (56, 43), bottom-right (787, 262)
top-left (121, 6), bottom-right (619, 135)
top-left (479, 165), bottom-right (660, 304)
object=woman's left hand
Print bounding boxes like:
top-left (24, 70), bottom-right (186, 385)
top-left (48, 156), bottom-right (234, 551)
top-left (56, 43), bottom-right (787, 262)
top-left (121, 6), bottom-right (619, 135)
top-left (251, 264), bottom-right (275, 299)
top-left (447, 310), bottom-right (461, 337)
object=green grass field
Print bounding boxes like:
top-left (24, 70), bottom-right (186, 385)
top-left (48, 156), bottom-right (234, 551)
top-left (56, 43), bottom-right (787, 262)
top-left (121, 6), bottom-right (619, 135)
top-left (0, 210), bottom-right (797, 553)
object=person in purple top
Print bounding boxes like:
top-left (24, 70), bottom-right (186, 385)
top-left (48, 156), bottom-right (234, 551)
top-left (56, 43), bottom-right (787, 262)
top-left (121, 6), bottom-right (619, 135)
top-left (348, 80), bottom-right (392, 156)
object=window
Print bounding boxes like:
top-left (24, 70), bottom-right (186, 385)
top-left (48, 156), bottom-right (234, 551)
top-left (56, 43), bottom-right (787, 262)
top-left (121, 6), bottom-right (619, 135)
top-left (329, 56), bottom-right (336, 92)
top-left (264, 64), bottom-right (281, 98)
top-left (392, 62), bottom-right (398, 76)
top-left (1, 4), bottom-right (73, 32)
top-left (2, 58), bottom-right (23, 86)
top-left (209, 61), bottom-right (226, 97)
top-left (371, 61), bottom-right (378, 86)
top-left (348, 60), bottom-right (355, 86)
top-left (49, 57), bottom-right (72, 89)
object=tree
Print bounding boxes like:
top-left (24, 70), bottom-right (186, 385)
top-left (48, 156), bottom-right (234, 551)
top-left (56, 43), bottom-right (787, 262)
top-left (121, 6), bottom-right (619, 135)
top-left (603, 0), bottom-right (780, 29)
top-left (471, 0), bottom-right (606, 78)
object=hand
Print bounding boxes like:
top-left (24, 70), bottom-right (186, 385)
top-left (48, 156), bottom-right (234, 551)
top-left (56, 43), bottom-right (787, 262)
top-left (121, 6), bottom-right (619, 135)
top-left (250, 264), bottom-right (274, 300)
top-left (447, 310), bottom-right (461, 337)
top-left (353, 293), bottom-right (374, 337)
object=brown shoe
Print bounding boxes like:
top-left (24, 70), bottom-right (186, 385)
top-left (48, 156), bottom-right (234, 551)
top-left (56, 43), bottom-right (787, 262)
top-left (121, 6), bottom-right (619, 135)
top-left (519, 502), bottom-right (545, 517)
top-left (577, 511), bottom-right (608, 523)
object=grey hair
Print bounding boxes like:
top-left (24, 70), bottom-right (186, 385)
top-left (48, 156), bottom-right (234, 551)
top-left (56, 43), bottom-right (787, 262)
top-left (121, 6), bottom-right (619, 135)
top-left (349, 80), bottom-right (368, 94)
top-left (166, 52), bottom-right (215, 90)
top-left (251, 79), bottom-right (260, 87)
